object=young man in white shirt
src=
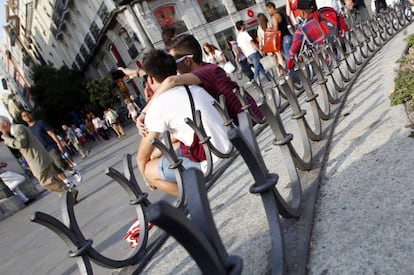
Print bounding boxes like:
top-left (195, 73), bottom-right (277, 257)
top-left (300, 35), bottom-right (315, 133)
top-left (235, 20), bottom-right (271, 83)
top-left (137, 49), bottom-right (231, 196)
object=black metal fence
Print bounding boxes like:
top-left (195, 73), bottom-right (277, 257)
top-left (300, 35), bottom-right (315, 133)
top-left (30, 7), bottom-right (414, 274)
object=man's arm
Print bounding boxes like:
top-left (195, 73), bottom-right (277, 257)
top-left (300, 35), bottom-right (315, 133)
top-left (46, 129), bottom-right (64, 152)
top-left (2, 125), bottom-right (29, 149)
top-left (249, 39), bottom-right (262, 54)
top-left (137, 131), bottom-right (160, 190)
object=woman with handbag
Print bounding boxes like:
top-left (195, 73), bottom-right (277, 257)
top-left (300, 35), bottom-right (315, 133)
top-left (257, 12), bottom-right (286, 77)
top-left (266, 1), bottom-right (302, 88)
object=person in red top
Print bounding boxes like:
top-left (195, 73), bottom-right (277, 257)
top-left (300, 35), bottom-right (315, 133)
top-left (120, 35), bottom-right (263, 136)
top-left (286, 0), bottom-right (326, 70)
top-left (287, 0), bottom-right (302, 25)
top-left (160, 34), bottom-right (263, 126)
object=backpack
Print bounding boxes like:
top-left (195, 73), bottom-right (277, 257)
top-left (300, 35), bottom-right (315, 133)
top-left (312, 7), bottom-right (349, 42)
top-left (179, 85), bottom-right (206, 162)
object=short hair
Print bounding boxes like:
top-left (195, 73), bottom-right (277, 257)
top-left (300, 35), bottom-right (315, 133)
top-left (172, 34), bottom-right (203, 64)
top-left (235, 20), bottom-right (244, 31)
top-left (142, 49), bottom-right (177, 83)
top-left (0, 115), bottom-right (11, 124)
top-left (265, 2), bottom-right (276, 9)
top-left (20, 109), bottom-right (31, 117)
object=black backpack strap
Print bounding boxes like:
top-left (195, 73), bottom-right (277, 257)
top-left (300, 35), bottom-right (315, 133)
top-left (184, 85), bottom-right (195, 119)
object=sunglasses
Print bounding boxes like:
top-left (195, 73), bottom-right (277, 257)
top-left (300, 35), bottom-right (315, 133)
top-left (175, 54), bottom-right (193, 64)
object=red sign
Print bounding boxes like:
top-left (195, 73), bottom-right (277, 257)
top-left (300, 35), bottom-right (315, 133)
top-left (153, 5), bottom-right (175, 28)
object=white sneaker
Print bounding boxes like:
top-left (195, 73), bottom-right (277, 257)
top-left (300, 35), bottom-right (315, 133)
top-left (67, 181), bottom-right (76, 188)
top-left (74, 173), bottom-right (82, 183)
top-left (72, 162), bottom-right (77, 167)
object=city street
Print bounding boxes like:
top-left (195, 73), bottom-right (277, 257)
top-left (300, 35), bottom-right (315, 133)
top-left (0, 22), bottom-right (413, 274)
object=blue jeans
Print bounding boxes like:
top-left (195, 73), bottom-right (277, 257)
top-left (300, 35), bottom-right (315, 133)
top-left (282, 34), bottom-right (293, 60)
top-left (248, 52), bottom-right (270, 83)
top-left (239, 58), bottom-right (254, 81)
top-left (158, 149), bottom-right (201, 182)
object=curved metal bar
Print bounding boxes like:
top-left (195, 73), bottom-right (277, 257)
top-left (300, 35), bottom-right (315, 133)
top-left (315, 50), bottom-right (342, 101)
top-left (30, 211), bottom-right (94, 274)
top-left (105, 167), bottom-right (149, 206)
top-left (258, 98), bottom-right (312, 171)
top-left (296, 62), bottom-right (325, 134)
top-left (212, 94), bottom-right (236, 130)
top-left (345, 31), bottom-right (364, 65)
top-left (230, 111), bottom-right (302, 217)
top-left (122, 154), bottom-right (151, 207)
top-left (188, 110), bottom-right (233, 158)
top-left (327, 40), bottom-right (353, 83)
top-left (227, 121), bottom-right (300, 274)
top-left (147, 201), bottom-right (230, 274)
top-left (341, 37), bottom-right (358, 73)
top-left (150, 135), bottom-right (185, 208)
top-left (310, 51), bottom-right (339, 105)
top-left (183, 168), bottom-right (243, 274)
top-left (281, 74), bottom-right (322, 142)
top-left (234, 87), bottom-right (267, 125)
top-left (183, 117), bottom-right (214, 180)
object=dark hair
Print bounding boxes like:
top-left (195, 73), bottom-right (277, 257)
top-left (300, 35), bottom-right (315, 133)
top-left (172, 34), bottom-right (203, 64)
top-left (265, 2), bottom-right (276, 9)
top-left (296, 0), bottom-right (317, 10)
top-left (235, 20), bottom-right (244, 31)
top-left (161, 26), bottom-right (176, 44)
top-left (142, 49), bottom-right (177, 83)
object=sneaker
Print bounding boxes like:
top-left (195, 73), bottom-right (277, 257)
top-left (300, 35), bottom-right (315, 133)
top-left (74, 172), bottom-right (82, 183)
top-left (67, 181), bottom-right (76, 188)
top-left (69, 188), bottom-right (79, 203)
top-left (123, 218), bottom-right (153, 249)
top-left (72, 162), bottom-right (77, 167)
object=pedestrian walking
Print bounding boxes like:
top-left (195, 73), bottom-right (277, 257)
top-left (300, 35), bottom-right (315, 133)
top-left (21, 110), bottom-right (81, 186)
top-left (0, 161), bottom-right (31, 203)
top-left (104, 108), bottom-right (125, 139)
top-left (236, 20), bottom-right (271, 83)
top-left (62, 124), bottom-right (88, 159)
top-left (0, 116), bottom-right (78, 201)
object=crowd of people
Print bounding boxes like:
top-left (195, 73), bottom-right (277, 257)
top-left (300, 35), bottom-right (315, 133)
top-left (117, 0), bottom-right (369, 198)
top-left (0, 106), bottom-right (135, 205)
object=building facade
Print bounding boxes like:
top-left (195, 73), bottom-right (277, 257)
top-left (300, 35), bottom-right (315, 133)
top-left (1, 0), bottom-right (285, 104)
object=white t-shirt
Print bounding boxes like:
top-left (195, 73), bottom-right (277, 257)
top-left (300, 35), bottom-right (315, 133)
top-left (237, 30), bottom-right (257, 57)
top-left (145, 85), bottom-right (231, 169)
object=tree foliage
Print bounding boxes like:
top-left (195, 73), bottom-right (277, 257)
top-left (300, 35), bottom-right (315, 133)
top-left (87, 77), bottom-right (120, 109)
top-left (29, 64), bottom-right (89, 127)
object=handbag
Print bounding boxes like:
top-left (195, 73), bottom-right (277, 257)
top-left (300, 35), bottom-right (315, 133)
top-left (223, 61), bottom-right (236, 74)
top-left (263, 30), bottom-right (281, 53)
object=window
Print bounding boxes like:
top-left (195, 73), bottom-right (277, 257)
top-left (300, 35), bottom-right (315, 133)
top-left (214, 28), bottom-right (236, 63)
top-left (198, 0), bottom-right (228, 22)
top-left (119, 28), bottom-right (139, 59)
top-left (233, 0), bottom-right (256, 11)
top-left (153, 5), bottom-right (187, 35)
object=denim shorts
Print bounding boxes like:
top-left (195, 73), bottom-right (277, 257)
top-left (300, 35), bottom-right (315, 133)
top-left (158, 149), bottom-right (201, 182)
